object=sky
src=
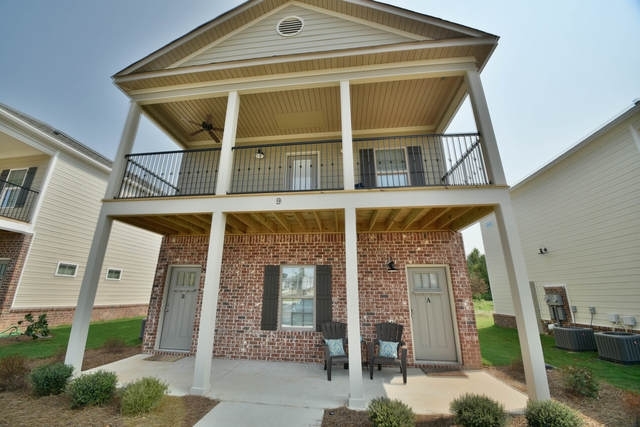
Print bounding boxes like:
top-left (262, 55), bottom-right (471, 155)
top-left (1, 0), bottom-right (639, 253)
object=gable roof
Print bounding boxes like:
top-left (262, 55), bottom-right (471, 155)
top-left (114, 0), bottom-right (497, 78)
top-left (0, 102), bottom-right (112, 169)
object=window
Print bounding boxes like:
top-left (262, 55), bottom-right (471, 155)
top-left (55, 262), bottom-right (78, 277)
top-left (280, 265), bottom-right (315, 328)
top-left (106, 268), bottom-right (122, 280)
top-left (375, 148), bottom-right (408, 187)
top-left (0, 259), bottom-right (9, 279)
top-left (0, 169), bottom-right (28, 208)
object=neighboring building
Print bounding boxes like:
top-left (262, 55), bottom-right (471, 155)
top-left (0, 103), bottom-right (162, 330)
top-left (64, 0), bottom-right (549, 405)
top-left (482, 101), bottom-right (640, 333)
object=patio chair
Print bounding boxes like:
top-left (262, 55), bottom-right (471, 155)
top-left (321, 321), bottom-right (349, 381)
top-left (368, 322), bottom-right (407, 384)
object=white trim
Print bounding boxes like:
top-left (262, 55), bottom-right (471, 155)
top-left (55, 261), bottom-right (78, 278)
top-left (30, 153), bottom-right (58, 228)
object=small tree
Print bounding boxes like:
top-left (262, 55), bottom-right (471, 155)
top-left (467, 248), bottom-right (491, 300)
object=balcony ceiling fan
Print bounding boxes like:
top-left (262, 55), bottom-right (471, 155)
top-left (188, 114), bottom-right (223, 143)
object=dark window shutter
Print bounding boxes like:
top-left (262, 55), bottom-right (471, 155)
top-left (315, 265), bottom-right (332, 332)
top-left (0, 169), bottom-right (8, 193)
top-left (359, 149), bottom-right (376, 188)
top-left (407, 146), bottom-right (425, 186)
top-left (261, 265), bottom-right (280, 331)
top-left (15, 167), bottom-right (37, 207)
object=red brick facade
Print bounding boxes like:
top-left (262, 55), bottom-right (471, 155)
top-left (0, 231), bottom-right (32, 316)
top-left (145, 231), bottom-right (482, 369)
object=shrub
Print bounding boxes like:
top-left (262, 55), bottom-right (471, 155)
top-left (0, 355), bottom-right (29, 391)
top-left (68, 370), bottom-right (118, 408)
top-left (120, 377), bottom-right (168, 416)
top-left (450, 393), bottom-right (506, 427)
top-left (102, 336), bottom-right (127, 353)
top-left (19, 313), bottom-right (50, 339)
top-left (525, 399), bottom-right (583, 427)
top-left (30, 362), bottom-right (74, 396)
top-left (561, 366), bottom-right (599, 398)
top-left (367, 396), bottom-right (415, 427)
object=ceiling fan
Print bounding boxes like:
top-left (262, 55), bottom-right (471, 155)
top-left (188, 114), bottom-right (223, 143)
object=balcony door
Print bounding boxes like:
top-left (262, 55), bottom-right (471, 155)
top-left (0, 169), bottom-right (28, 208)
top-left (287, 153), bottom-right (318, 191)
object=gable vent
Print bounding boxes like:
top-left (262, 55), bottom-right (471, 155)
top-left (277, 16), bottom-right (304, 37)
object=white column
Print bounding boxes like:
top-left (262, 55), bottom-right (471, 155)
top-left (64, 209), bottom-right (113, 374)
top-left (191, 211), bottom-right (226, 395)
top-left (340, 80), bottom-right (356, 190)
top-left (494, 200), bottom-right (550, 400)
top-left (344, 206), bottom-right (365, 409)
top-left (105, 101), bottom-right (141, 198)
top-left (465, 70), bottom-right (506, 186)
top-left (215, 91), bottom-right (240, 194)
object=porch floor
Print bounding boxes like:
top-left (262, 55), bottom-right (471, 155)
top-left (85, 355), bottom-right (528, 426)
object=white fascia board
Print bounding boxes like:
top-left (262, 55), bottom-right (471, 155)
top-left (131, 59), bottom-right (477, 105)
top-left (0, 217), bottom-right (34, 234)
top-left (101, 186), bottom-right (509, 217)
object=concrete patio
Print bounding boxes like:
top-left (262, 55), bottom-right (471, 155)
top-left (86, 355), bottom-right (528, 426)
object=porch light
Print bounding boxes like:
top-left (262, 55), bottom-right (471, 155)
top-left (386, 257), bottom-right (398, 272)
top-left (538, 247), bottom-right (548, 255)
top-left (255, 149), bottom-right (265, 159)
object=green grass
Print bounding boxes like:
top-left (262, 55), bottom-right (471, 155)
top-left (474, 300), bottom-right (640, 393)
top-left (0, 317), bottom-right (144, 360)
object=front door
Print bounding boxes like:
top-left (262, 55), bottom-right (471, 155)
top-left (408, 266), bottom-right (457, 361)
top-left (159, 266), bottom-right (200, 351)
top-left (287, 153), bottom-right (318, 190)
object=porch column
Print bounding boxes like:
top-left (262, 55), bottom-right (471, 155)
top-left (105, 101), bottom-right (141, 198)
top-left (494, 200), bottom-right (550, 400)
top-left (64, 209), bottom-right (113, 373)
top-left (340, 80), bottom-right (356, 190)
top-left (191, 211), bottom-right (226, 395)
top-left (465, 70), bottom-right (506, 186)
top-left (215, 91), bottom-right (240, 194)
top-left (344, 206), bottom-right (365, 409)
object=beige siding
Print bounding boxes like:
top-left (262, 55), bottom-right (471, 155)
top-left (479, 214), bottom-right (514, 316)
top-left (180, 4), bottom-right (416, 67)
top-left (484, 110), bottom-right (640, 330)
top-left (12, 153), bottom-right (161, 308)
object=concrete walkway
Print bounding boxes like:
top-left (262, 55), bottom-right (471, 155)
top-left (86, 355), bottom-right (528, 426)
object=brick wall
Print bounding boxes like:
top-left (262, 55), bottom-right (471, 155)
top-left (0, 231), bottom-right (32, 315)
top-left (145, 231), bottom-right (481, 368)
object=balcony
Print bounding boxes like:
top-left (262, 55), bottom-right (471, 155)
top-left (116, 133), bottom-right (488, 199)
top-left (0, 180), bottom-right (39, 222)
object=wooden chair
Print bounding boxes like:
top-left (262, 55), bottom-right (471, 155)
top-left (321, 321), bottom-right (348, 381)
top-left (368, 322), bottom-right (407, 383)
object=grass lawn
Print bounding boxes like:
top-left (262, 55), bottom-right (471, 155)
top-left (0, 317), bottom-right (144, 360)
top-left (474, 299), bottom-right (640, 393)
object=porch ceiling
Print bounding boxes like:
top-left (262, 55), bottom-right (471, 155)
top-left (115, 205), bottom-right (494, 236)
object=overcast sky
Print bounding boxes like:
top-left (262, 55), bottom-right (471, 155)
top-left (1, 0), bottom-right (639, 253)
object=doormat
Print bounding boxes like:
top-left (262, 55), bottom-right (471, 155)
top-left (420, 366), bottom-right (467, 377)
top-left (144, 353), bottom-right (188, 362)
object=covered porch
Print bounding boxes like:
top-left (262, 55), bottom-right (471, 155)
top-left (86, 355), bottom-right (529, 425)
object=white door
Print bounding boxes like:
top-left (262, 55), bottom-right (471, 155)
top-left (408, 267), bottom-right (457, 361)
top-left (159, 266), bottom-right (200, 351)
top-left (287, 154), bottom-right (318, 190)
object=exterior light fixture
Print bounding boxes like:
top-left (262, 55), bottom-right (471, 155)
top-left (255, 149), bottom-right (265, 159)
top-left (386, 257), bottom-right (398, 272)
top-left (538, 247), bottom-right (548, 255)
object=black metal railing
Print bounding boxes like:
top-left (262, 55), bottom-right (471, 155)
top-left (116, 148), bottom-right (221, 198)
top-left (0, 180), bottom-right (39, 222)
top-left (115, 133), bottom-right (489, 199)
top-left (230, 140), bottom-right (343, 194)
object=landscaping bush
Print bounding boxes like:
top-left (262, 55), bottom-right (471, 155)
top-left (0, 355), bottom-right (29, 391)
top-left (120, 377), bottom-right (168, 416)
top-left (67, 370), bottom-right (118, 408)
top-left (102, 336), bottom-right (127, 353)
top-left (450, 393), bottom-right (506, 427)
top-left (561, 366), bottom-right (599, 398)
top-left (19, 313), bottom-right (50, 339)
top-left (525, 399), bottom-right (583, 427)
top-left (367, 396), bottom-right (415, 427)
top-left (30, 362), bottom-right (74, 396)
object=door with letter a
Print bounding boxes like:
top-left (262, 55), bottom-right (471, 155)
top-left (408, 266), bottom-right (457, 362)
top-left (159, 266), bottom-right (200, 351)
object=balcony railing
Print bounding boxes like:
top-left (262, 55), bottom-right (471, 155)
top-left (0, 180), bottom-right (39, 222)
top-left (115, 133), bottom-right (488, 199)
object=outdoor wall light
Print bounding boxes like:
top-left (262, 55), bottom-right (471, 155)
top-left (255, 148), bottom-right (265, 159)
top-left (386, 257), bottom-right (398, 272)
top-left (538, 247), bottom-right (548, 255)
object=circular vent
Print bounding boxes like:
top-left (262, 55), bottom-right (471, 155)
top-left (277, 16), bottom-right (304, 37)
